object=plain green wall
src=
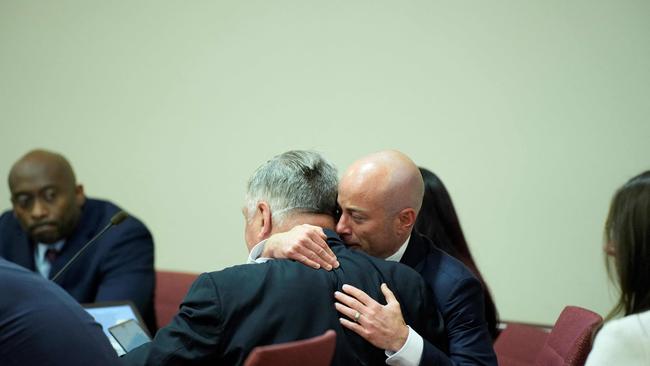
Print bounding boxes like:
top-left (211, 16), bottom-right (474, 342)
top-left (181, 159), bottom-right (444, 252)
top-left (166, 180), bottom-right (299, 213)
top-left (1, 0), bottom-right (649, 324)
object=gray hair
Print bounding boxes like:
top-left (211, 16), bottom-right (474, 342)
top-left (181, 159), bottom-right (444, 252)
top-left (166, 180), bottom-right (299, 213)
top-left (245, 150), bottom-right (338, 224)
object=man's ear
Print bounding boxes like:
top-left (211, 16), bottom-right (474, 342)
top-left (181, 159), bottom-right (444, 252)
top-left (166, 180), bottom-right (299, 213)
top-left (604, 240), bottom-right (616, 257)
top-left (257, 201), bottom-right (273, 241)
top-left (395, 208), bottom-right (417, 236)
top-left (75, 184), bottom-right (86, 207)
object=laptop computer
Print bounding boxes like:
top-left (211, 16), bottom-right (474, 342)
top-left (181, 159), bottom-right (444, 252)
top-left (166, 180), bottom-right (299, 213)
top-left (83, 301), bottom-right (151, 356)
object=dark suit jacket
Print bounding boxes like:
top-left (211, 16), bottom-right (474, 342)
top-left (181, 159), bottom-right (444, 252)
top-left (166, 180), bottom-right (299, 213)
top-left (0, 198), bottom-right (156, 333)
top-left (0, 258), bottom-right (119, 366)
top-left (401, 233), bottom-right (497, 366)
top-left (121, 229), bottom-right (445, 366)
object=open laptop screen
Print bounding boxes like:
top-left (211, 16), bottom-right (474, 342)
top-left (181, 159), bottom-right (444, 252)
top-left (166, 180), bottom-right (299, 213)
top-left (83, 301), bottom-right (148, 356)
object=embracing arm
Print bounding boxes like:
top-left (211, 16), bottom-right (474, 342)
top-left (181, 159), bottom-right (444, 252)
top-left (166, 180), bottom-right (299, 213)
top-left (247, 224), bottom-right (339, 269)
top-left (335, 284), bottom-right (450, 366)
top-left (334, 281), bottom-right (497, 366)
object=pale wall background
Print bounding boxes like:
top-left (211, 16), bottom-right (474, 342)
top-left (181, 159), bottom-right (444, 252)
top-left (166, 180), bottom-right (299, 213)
top-left (1, 0), bottom-right (649, 324)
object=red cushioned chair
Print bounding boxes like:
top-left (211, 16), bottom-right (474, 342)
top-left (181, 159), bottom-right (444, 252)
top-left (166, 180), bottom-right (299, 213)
top-left (495, 306), bottom-right (603, 366)
top-left (155, 270), bottom-right (199, 329)
top-left (243, 330), bottom-right (337, 366)
top-left (535, 306), bottom-right (602, 366)
top-left (495, 323), bottom-right (550, 366)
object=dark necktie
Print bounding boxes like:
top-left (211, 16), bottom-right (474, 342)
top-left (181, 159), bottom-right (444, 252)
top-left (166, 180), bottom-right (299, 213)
top-left (45, 248), bottom-right (60, 264)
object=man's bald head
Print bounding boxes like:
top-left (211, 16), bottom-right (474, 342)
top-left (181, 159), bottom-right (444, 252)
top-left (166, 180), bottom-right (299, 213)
top-left (342, 150), bottom-right (424, 216)
top-left (9, 150), bottom-right (77, 191)
top-left (336, 150), bottom-right (424, 258)
top-left (8, 149), bottom-right (85, 244)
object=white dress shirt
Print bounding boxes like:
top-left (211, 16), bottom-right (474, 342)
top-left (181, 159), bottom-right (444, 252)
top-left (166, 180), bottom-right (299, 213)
top-left (34, 240), bottom-right (65, 278)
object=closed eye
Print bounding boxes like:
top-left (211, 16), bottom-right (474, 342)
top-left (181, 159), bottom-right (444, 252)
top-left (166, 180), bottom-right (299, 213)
top-left (12, 194), bottom-right (33, 209)
top-left (350, 214), bottom-right (365, 223)
top-left (42, 187), bottom-right (58, 202)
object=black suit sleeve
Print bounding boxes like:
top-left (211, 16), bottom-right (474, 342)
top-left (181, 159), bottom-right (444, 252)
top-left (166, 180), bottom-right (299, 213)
top-left (420, 277), bottom-right (497, 366)
top-left (96, 222), bottom-right (154, 318)
top-left (121, 273), bottom-right (223, 366)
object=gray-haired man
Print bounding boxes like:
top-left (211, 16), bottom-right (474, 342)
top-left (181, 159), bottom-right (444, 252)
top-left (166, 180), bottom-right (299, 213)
top-left (121, 150), bottom-right (444, 366)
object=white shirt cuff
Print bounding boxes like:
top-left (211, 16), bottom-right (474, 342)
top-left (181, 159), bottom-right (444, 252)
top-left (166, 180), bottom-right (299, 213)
top-left (247, 239), bottom-right (271, 263)
top-left (385, 326), bottom-right (423, 366)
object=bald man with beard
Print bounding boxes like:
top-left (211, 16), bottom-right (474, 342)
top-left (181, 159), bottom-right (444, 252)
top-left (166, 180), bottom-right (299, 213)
top-left (0, 149), bottom-right (157, 333)
top-left (250, 150), bottom-right (497, 366)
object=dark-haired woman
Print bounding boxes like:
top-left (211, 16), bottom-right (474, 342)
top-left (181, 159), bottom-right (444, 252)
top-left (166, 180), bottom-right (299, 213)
top-left (585, 171), bottom-right (650, 365)
top-left (415, 167), bottom-right (499, 340)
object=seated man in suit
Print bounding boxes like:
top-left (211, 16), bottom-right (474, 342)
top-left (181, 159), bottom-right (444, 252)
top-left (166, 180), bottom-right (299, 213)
top-left (254, 150), bottom-right (498, 365)
top-left (121, 150), bottom-right (445, 365)
top-left (0, 149), bottom-right (156, 333)
top-left (0, 257), bottom-right (119, 366)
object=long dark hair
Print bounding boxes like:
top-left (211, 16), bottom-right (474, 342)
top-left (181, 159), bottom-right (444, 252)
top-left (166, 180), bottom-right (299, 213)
top-left (415, 167), bottom-right (500, 339)
top-left (605, 170), bottom-right (650, 320)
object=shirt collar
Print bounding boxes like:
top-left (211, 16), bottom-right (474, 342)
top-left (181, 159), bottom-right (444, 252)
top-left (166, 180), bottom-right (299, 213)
top-left (36, 240), bottom-right (65, 258)
top-left (385, 235), bottom-right (411, 262)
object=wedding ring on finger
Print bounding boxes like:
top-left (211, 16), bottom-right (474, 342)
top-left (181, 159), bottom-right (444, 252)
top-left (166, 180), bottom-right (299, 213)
top-left (354, 311), bottom-right (361, 322)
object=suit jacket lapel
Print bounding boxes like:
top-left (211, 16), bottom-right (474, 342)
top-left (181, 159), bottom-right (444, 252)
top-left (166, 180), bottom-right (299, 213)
top-left (11, 233), bottom-right (36, 271)
top-left (400, 232), bottom-right (433, 272)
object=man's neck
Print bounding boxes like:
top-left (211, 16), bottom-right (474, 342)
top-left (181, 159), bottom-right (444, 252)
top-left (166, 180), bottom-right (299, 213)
top-left (385, 235), bottom-right (411, 262)
top-left (275, 214), bottom-right (335, 232)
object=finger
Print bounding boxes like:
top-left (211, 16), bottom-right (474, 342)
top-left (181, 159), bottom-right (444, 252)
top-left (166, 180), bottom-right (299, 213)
top-left (292, 253), bottom-right (320, 269)
top-left (304, 229), bottom-right (336, 257)
top-left (295, 245), bottom-right (332, 270)
top-left (334, 301), bottom-right (359, 321)
top-left (381, 283), bottom-right (397, 304)
top-left (312, 228), bottom-right (336, 257)
top-left (303, 239), bottom-right (336, 265)
top-left (314, 225), bottom-right (327, 239)
top-left (301, 226), bottom-right (334, 252)
top-left (303, 226), bottom-right (339, 268)
top-left (341, 284), bottom-right (376, 306)
top-left (320, 244), bottom-right (339, 268)
top-left (334, 290), bottom-right (365, 311)
top-left (313, 236), bottom-right (337, 262)
top-left (339, 317), bottom-right (366, 337)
